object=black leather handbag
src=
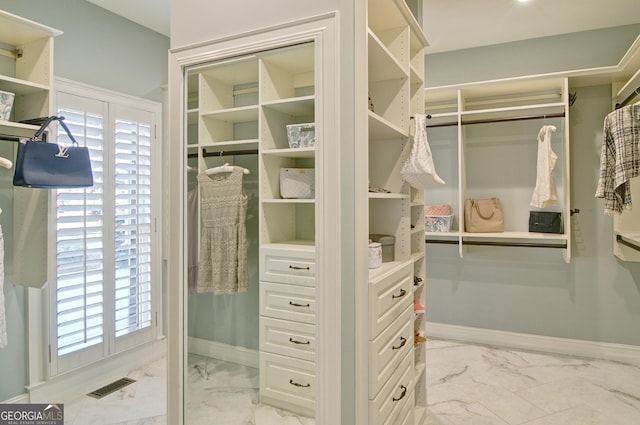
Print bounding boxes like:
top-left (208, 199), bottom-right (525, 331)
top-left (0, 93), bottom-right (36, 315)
top-left (13, 116), bottom-right (93, 189)
top-left (529, 211), bottom-right (562, 234)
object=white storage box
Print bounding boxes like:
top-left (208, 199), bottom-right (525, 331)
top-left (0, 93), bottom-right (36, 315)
top-left (286, 123), bottom-right (315, 148)
top-left (425, 214), bottom-right (453, 233)
top-left (0, 90), bottom-right (15, 121)
top-left (280, 168), bottom-right (315, 199)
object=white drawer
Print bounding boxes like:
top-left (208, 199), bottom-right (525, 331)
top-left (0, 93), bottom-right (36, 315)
top-left (260, 316), bottom-right (315, 362)
top-left (369, 305), bottom-right (413, 397)
top-left (370, 350), bottom-right (414, 425)
top-left (260, 352), bottom-right (315, 417)
top-left (386, 389), bottom-right (414, 425)
top-left (260, 245), bottom-right (315, 286)
top-left (369, 263), bottom-right (413, 338)
top-left (260, 281), bottom-right (316, 324)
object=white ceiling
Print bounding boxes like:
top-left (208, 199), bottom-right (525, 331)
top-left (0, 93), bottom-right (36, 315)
top-left (87, 0), bottom-right (640, 54)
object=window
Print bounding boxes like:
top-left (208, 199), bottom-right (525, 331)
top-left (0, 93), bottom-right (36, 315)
top-left (49, 81), bottom-right (161, 376)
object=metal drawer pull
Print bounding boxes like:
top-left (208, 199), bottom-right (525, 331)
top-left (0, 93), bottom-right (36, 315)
top-left (392, 336), bottom-right (407, 350)
top-left (289, 379), bottom-right (311, 388)
top-left (289, 301), bottom-right (310, 308)
top-left (289, 337), bottom-right (311, 345)
top-left (392, 289), bottom-right (407, 299)
top-left (392, 385), bottom-right (407, 402)
top-left (289, 265), bottom-right (310, 270)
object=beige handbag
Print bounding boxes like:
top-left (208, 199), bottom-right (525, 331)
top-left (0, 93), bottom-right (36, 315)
top-left (464, 198), bottom-right (504, 232)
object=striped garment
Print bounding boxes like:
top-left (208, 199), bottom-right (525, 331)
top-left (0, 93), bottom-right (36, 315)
top-left (595, 103), bottom-right (640, 215)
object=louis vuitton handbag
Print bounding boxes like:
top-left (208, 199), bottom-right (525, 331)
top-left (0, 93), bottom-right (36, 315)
top-left (13, 116), bottom-right (93, 189)
top-left (464, 198), bottom-right (504, 233)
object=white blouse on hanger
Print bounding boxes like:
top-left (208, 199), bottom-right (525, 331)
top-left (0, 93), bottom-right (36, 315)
top-left (531, 125), bottom-right (558, 208)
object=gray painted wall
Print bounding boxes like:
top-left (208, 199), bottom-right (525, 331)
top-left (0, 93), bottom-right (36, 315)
top-left (0, 0), bottom-right (168, 402)
top-left (1, 0), bottom-right (169, 102)
top-left (425, 24), bottom-right (640, 87)
top-left (424, 27), bottom-right (640, 346)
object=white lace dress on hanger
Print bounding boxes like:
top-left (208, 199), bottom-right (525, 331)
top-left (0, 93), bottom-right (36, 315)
top-left (196, 167), bottom-right (248, 294)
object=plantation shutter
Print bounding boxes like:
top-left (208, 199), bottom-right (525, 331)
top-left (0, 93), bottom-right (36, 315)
top-left (53, 94), bottom-right (107, 372)
top-left (50, 85), bottom-right (160, 376)
top-left (113, 108), bottom-right (153, 340)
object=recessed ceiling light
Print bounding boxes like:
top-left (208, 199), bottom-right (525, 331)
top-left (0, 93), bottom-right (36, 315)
top-left (517, 0), bottom-right (529, 2)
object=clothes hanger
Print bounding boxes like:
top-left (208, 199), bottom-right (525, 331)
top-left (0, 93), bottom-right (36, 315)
top-left (205, 162), bottom-right (250, 175)
top-left (0, 156), bottom-right (12, 169)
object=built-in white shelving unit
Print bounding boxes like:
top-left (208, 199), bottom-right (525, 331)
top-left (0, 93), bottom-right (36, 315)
top-left (424, 76), bottom-right (572, 263)
top-left (0, 10), bottom-right (60, 288)
top-left (366, 0), bottom-right (428, 423)
top-left (185, 42), bottom-right (317, 417)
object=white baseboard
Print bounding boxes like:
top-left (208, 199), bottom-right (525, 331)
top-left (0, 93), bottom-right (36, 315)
top-left (427, 322), bottom-right (640, 365)
top-left (3, 394), bottom-right (29, 404)
top-left (188, 337), bottom-right (259, 369)
top-left (24, 337), bottom-right (166, 404)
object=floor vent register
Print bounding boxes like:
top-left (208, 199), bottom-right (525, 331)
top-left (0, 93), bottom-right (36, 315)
top-left (87, 377), bottom-right (136, 399)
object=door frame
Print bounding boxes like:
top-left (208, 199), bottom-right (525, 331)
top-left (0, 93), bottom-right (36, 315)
top-left (167, 12), bottom-right (342, 425)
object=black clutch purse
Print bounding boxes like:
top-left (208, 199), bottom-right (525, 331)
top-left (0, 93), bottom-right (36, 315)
top-left (529, 211), bottom-right (562, 234)
top-left (13, 116), bottom-right (93, 189)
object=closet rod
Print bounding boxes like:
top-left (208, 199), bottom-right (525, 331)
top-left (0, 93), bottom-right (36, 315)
top-left (616, 234), bottom-right (640, 252)
top-left (187, 148), bottom-right (258, 159)
top-left (615, 86), bottom-right (640, 109)
top-left (425, 111), bottom-right (565, 128)
top-left (0, 134), bottom-right (21, 142)
top-left (426, 238), bottom-right (567, 249)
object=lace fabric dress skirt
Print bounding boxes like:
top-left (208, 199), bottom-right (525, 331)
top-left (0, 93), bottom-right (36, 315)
top-left (196, 168), bottom-right (248, 294)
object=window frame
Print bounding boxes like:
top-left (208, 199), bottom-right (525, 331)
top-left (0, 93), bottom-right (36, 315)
top-left (43, 78), bottom-right (163, 379)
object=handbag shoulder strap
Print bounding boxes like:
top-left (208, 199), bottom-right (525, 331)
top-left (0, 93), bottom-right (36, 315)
top-left (33, 116), bottom-right (78, 146)
top-left (473, 199), bottom-right (497, 219)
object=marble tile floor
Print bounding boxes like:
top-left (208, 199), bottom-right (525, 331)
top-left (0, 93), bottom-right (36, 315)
top-left (426, 339), bottom-right (640, 425)
top-left (64, 339), bottom-right (640, 424)
top-left (63, 355), bottom-right (167, 425)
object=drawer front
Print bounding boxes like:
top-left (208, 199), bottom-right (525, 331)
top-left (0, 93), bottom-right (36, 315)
top-left (369, 305), bottom-right (413, 397)
top-left (260, 281), bottom-right (316, 324)
top-left (385, 390), bottom-right (415, 425)
top-left (260, 247), bottom-right (315, 286)
top-left (369, 263), bottom-right (413, 338)
top-left (260, 352), bottom-right (315, 416)
top-left (370, 350), bottom-right (414, 425)
top-left (260, 316), bottom-right (316, 362)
